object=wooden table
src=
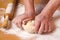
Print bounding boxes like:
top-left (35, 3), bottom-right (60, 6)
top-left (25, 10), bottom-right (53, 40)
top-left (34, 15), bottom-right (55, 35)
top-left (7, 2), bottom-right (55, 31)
top-left (0, 30), bottom-right (20, 40)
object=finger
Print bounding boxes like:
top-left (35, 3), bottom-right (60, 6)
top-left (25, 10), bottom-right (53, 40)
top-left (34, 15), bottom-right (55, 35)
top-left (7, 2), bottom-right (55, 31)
top-left (12, 20), bottom-right (14, 23)
top-left (18, 22), bottom-right (22, 27)
top-left (16, 20), bottom-right (22, 28)
top-left (51, 21), bottom-right (55, 31)
top-left (23, 18), bottom-right (32, 25)
top-left (38, 22), bottom-right (45, 34)
top-left (48, 22), bottom-right (53, 32)
top-left (44, 23), bottom-right (48, 33)
top-left (12, 19), bottom-right (18, 25)
top-left (17, 22), bottom-right (23, 29)
top-left (12, 19), bottom-right (16, 23)
top-left (12, 18), bottom-right (19, 25)
top-left (34, 20), bottom-right (41, 33)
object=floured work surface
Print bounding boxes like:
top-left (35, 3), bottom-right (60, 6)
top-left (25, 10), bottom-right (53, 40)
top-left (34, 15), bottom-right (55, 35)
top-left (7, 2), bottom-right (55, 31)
top-left (0, 11), bottom-right (60, 40)
top-left (0, 4), bottom-right (60, 40)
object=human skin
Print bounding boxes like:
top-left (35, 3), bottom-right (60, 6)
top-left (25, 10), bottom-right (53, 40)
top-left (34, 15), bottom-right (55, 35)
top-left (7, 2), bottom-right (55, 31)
top-left (34, 0), bottom-right (60, 34)
top-left (12, 0), bottom-right (60, 34)
top-left (12, 0), bottom-right (35, 28)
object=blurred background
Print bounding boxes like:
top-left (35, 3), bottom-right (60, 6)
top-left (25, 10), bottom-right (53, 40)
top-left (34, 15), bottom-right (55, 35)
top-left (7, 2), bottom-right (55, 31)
top-left (0, 0), bottom-right (60, 9)
top-left (0, 0), bottom-right (39, 8)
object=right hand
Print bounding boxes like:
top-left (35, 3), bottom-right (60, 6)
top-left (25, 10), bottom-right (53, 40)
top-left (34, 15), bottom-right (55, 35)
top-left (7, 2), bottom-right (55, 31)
top-left (12, 12), bottom-right (35, 28)
top-left (34, 13), bottom-right (54, 34)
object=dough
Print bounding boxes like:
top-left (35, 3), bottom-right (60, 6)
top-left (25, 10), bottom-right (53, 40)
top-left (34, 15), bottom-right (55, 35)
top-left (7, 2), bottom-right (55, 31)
top-left (22, 20), bottom-right (35, 33)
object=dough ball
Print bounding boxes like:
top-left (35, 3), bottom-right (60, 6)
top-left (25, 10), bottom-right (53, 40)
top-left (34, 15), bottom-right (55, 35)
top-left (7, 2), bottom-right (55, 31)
top-left (22, 20), bottom-right (35, 33)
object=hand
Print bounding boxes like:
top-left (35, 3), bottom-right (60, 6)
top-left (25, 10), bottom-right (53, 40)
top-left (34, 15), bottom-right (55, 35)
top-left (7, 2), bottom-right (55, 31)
top-left (12, 12), bottom-right (35, 28)
top-left (34, 14), bottom-right (54, 34)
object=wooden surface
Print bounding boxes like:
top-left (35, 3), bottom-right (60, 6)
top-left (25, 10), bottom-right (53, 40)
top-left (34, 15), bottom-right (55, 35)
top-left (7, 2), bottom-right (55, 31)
top-left (0, 0), bottom-right (13, 8)
top-left (0, 30), bottom-right (20, 40)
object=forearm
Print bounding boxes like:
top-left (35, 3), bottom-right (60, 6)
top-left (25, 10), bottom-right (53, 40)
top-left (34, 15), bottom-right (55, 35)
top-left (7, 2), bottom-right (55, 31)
top-left (40, 0), bottom-right (60, 18)
top-left (24, 0), bottom-right (35, 13)
top-left (39, 0), bottom-right (49, 4)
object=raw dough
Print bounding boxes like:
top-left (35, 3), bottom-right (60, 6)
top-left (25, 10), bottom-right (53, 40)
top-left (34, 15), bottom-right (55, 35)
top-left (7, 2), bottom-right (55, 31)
top-left (22, 20), bottom-right (35, 33)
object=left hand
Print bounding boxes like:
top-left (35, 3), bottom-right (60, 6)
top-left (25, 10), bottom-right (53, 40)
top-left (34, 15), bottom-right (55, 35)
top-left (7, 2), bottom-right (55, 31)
top-left (12, 12), bottom-right (35, 28)
top-left (34, 14), bottom-right (54, 34)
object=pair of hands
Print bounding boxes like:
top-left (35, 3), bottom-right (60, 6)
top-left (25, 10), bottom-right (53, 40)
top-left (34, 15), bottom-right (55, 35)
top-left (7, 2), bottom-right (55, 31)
top-left (12, 12), bottom-right (54, 34)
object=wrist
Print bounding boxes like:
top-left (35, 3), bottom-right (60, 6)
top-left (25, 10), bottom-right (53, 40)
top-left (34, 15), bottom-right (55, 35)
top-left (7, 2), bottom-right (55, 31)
top-left (25, 11), bottom-right (35, 18)
top-left (25, 9), bottom-right (35, 14)
top-left (39, 13), bottom-right (53, 19)
top-left (25, 9), bottom-right (35, 13)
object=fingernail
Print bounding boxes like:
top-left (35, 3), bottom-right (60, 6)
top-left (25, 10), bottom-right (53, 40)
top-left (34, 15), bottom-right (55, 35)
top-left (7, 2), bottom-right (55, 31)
top-left (35, 32), bottom-right (37, 34)
top-left (44, 31), bottom-right (47, 33)
top-left (48, 30), bottom-right (52, 32)
top-left (38, 31), bottom-right (42, 34)
top-left (34, 30), bottom-right (38, 34)
top-left (38, 32), bottom-right (42, 34)
top-left (23, 21), bottom-right (27, 25)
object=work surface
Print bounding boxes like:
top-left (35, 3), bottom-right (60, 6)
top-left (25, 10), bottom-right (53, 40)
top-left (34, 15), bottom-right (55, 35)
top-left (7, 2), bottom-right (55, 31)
top-left (0, 4), bottom-right (60, 40)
